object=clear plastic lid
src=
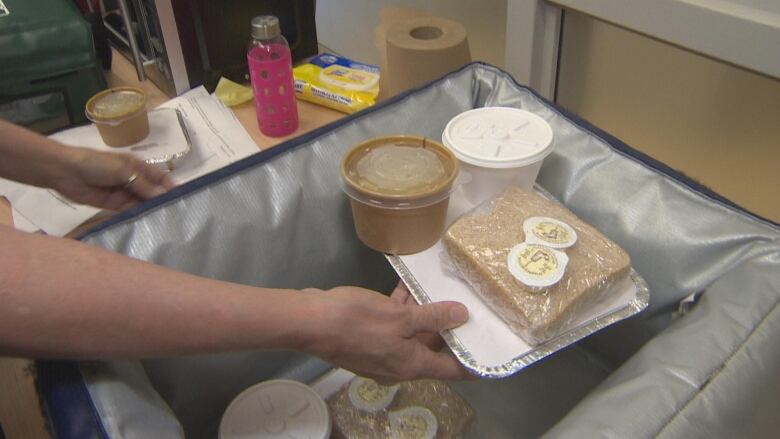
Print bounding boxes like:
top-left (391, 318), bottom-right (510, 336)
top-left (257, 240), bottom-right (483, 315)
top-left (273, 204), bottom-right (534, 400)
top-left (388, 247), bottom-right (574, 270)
top-left (442, 107), bottom-right (554, 169)
top-left (219, 379), bottom-right (331, 439)
top-left (341, 136), bottom-right (459, 210)
top-left (85, 87), bottom-right (147, 123)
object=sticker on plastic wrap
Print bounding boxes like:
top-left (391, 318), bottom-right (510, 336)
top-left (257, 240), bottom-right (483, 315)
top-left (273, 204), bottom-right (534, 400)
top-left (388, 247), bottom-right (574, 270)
top-left (523, 216), bottom-right (578, 249)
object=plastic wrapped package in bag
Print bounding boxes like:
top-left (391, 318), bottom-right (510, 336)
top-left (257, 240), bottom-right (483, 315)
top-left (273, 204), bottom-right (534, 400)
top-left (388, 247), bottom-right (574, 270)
top-left (327, 377), bottom-right (474, 439)
top-left (444, 186), bottom-right (631, 345)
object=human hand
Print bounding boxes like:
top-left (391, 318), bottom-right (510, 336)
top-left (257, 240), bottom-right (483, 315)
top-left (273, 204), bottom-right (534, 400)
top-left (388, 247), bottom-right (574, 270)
top-left (52, 147), bottom-right (174, 210)
top-left (301, 283), bottom-right (473, 383)
top-left (389, 281), bottom-right (450, 353)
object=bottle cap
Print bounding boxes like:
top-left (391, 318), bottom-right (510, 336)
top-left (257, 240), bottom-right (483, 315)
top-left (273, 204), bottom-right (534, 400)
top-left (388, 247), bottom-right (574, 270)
top-left (251, 16), bottom-right (281, 40)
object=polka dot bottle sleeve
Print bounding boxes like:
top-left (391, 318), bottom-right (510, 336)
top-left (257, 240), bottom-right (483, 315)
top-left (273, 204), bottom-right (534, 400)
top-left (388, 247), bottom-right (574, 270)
top-left (247, 16), bottom-right (299, 137)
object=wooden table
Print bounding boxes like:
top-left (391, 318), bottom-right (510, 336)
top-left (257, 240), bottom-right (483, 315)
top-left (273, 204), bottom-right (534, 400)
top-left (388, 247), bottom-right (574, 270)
top-left (0, 50), bottom-right (343, 439)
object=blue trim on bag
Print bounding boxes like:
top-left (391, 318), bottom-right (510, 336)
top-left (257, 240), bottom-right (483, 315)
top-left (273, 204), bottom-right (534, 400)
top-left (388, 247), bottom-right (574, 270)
top-left (77, 61), bottom-right (777, 240)
top-left (36, 360), bottom-right (109, 439)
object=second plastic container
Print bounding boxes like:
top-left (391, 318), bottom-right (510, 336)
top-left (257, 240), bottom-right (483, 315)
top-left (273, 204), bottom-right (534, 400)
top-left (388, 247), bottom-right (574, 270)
top-left (442, 107), bottom-right (554, 214)
top-left (341, 136), bottom-right (459, 255)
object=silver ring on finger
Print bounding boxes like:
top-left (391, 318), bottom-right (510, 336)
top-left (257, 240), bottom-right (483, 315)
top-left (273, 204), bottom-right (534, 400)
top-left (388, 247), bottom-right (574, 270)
top-left (124, 172), bottom-right (139, 189)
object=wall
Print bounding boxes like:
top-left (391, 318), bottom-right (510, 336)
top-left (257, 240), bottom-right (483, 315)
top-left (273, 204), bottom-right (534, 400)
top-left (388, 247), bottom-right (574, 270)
top-left (315, 0), bottom-right (507, 67)
top-left (556, 10), bottom-right (780, 223)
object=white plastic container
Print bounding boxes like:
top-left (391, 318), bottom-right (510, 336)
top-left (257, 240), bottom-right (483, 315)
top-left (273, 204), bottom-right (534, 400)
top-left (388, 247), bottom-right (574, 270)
top-left (219, 379), bottom-right (331, 439)
top-left (442, 107), bottom-right (554, 218)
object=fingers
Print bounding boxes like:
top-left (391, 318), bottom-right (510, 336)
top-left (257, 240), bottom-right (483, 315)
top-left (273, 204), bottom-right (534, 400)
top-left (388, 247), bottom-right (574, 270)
top-left (143, 160), bottom-right (175, 190)
top-left (124, 158), bottom-right (173, 199)
top-left (391, 284), bottom-right (449, 351)
top-left (415, 332), bottom-right (446, 352)
top-left (390, 280), bottom-right (410, 304)
top-left (414, 349), bottom-right (475, 381)
top-left (407, 301), bottom-right (469, 335)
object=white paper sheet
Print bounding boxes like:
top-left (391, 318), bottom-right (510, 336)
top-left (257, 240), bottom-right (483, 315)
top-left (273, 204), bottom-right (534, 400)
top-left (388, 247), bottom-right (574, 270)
top-left (0, 179), bottom-right (40, 232)
top-left (310, 369), bottom-right (356, 399)
top-left (11, 208), bottom-right (41, 233)
top-left (0, 87), bottom-right (259, 236)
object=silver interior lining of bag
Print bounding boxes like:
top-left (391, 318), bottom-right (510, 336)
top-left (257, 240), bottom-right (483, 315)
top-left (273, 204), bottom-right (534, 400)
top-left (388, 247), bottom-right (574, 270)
top-left (74, 63), bottom-right (780, 439)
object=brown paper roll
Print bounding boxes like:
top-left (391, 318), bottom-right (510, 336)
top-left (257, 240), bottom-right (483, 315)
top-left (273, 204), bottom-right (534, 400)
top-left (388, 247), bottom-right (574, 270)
top-left (380, 16), bottom-right (471, 99)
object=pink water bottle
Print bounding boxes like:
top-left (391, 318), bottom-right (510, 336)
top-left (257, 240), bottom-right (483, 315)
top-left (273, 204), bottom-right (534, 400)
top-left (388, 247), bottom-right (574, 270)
top-left (247, 16), bottom-right (299, 137)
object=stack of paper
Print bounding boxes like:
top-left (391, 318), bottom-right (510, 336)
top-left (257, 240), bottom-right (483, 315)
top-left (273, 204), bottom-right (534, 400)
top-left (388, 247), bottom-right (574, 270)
top-left (0, 87), bottom-right (259, 236)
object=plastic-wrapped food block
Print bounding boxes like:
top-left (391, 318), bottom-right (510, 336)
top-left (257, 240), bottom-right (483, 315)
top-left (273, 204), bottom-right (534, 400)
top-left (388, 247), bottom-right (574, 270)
top-left (444, 186), bottom-right (631, 345)
top-left (327, 377), bottom-right (474, 438)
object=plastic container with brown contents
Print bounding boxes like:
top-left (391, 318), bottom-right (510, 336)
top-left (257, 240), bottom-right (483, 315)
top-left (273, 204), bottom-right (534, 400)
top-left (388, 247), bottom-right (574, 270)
top-left (85, 86), bottom-right (150, 147)
top-left (341, 136), bottom-right (459, 255)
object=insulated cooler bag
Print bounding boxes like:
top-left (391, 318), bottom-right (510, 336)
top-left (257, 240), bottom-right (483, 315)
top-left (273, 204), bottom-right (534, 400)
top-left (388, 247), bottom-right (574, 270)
top-left (37, 63), bottom-right (780, 439)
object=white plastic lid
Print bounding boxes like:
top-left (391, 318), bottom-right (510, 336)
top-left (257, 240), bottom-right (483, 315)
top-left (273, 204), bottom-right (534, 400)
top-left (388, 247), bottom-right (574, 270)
top-left (219, 379), bottom-right (331, 439)
top-left (442, 107), bottom-right (554, 169)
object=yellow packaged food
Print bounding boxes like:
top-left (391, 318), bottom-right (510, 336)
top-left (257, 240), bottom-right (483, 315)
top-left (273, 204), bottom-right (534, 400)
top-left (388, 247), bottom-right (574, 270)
top-left (293, 53), bottom-right (380, 114)
top-left (213, 77), bottom-right (254, 107)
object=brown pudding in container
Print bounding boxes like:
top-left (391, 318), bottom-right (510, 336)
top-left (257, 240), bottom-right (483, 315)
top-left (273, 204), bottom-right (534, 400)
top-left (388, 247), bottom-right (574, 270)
top-left (85, 86), bottom-right (149, 147)
top-left (341, 135), bottom-right (459, 255)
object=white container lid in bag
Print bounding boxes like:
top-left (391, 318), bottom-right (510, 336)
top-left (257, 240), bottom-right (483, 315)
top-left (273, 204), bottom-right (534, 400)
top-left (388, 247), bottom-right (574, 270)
top-left (442, 107), bottom-right (554, 169)
top-left (219, 379), bottom-right (331, 439)
top-left (442, 107), bottom-right (555, 221)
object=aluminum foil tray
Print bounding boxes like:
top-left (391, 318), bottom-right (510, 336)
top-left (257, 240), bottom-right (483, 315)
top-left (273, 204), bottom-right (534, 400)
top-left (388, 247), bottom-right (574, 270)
top-left (387, 253), bottom-right (649, 378)
top-left (386, 255), bottom-right (650, 378)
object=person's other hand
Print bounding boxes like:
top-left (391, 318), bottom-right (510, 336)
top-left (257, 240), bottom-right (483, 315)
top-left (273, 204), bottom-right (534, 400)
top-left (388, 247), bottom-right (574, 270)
top-left (302, 283), bottom-right (473, 383)
top-left (53, 147), bottom-right (174, 210)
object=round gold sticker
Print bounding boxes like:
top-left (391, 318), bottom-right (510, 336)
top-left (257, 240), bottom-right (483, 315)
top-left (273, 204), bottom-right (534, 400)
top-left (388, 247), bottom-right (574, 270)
top-left (395, 414), bottom-right (428, 438)
top-left (348, 377), bottom-right (399, 412)
top-left (517, 245), bottom-right (559, 276)
top-left (532, 222), bottom-right (571, 245)
top-left (523, 216), bottom-right (578, 249)
top-left (389, 406), bottom-right (438, 439)
top-left (507, 242), bottom-right (569, 289)
top-left (356, 380), bottom-right (389, 404)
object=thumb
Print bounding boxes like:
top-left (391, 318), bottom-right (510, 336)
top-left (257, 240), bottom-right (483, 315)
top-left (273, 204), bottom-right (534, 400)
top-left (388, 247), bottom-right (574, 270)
top-left (124, 158), bottom-right (171, 199)
top-left (407, 301), bottom-right (469, 334)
